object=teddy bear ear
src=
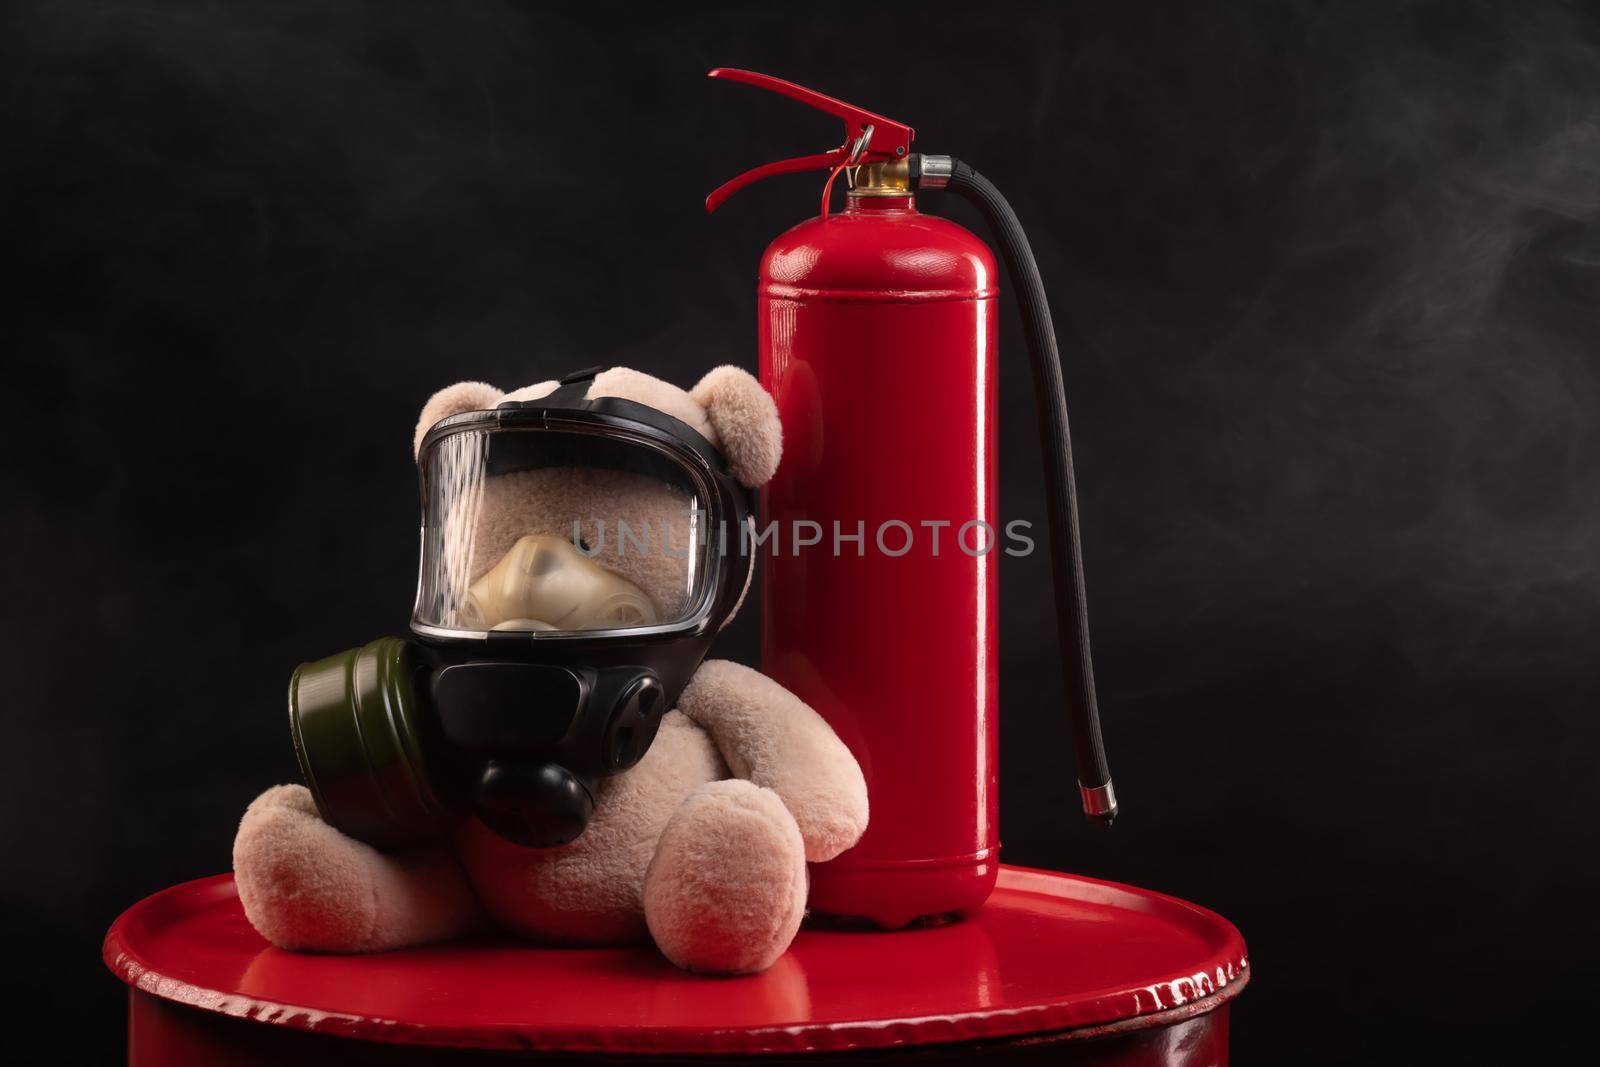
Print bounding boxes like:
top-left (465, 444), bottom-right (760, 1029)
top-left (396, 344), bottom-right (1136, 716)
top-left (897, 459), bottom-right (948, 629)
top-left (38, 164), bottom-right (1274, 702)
top-left (690, 366), bottom-right (782, 489)
top-left (414, 381), bottom-right (505, 457)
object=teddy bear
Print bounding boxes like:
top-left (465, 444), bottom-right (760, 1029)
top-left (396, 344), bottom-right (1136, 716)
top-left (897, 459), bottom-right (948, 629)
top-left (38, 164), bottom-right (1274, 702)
top-left (233, 366), bottom-right (868, 975)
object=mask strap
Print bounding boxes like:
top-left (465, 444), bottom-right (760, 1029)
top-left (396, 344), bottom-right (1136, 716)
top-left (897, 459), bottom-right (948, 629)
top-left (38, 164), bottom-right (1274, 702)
top-left (504, 366), bottom-right (603, 410)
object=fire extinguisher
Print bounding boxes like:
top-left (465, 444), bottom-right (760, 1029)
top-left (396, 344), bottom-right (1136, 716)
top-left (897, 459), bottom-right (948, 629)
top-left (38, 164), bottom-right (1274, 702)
top-left (706, 69), bottom-right (1114, 928)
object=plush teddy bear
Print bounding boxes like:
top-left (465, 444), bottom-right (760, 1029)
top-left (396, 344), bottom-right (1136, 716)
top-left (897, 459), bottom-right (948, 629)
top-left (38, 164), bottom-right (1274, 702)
top-left (233, 366), bottom-right (868, 975)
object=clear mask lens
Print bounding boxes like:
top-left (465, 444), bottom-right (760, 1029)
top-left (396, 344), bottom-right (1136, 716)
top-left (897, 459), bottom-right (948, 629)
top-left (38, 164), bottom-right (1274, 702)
top-left (414, 426), bottom-right (710, 634)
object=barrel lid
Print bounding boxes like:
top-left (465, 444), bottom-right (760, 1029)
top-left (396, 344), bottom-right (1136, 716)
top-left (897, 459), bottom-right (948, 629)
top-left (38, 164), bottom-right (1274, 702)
top-left (103, 865), bottom-right (1247, 1056)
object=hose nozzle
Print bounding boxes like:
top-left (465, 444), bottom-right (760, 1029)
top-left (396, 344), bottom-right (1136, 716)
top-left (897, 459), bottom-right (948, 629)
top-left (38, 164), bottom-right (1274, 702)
top-left (1080, 780), bottom-right (1118, 826)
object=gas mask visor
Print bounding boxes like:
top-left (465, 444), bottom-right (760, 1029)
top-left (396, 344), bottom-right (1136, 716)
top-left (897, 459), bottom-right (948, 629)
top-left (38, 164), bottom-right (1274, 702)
top-left (412, 408), bottom-right (733, 642)
top-left (290, 389), bottom-right (753, 854)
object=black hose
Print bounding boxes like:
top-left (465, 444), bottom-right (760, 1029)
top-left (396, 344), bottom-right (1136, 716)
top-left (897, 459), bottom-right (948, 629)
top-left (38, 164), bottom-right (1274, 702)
top-left (925, 157), bottom-right (1116, 824)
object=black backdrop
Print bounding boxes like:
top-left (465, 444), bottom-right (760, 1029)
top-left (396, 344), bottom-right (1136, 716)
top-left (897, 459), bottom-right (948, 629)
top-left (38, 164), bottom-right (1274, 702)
top-left (6, 1), bottom-right (1598, 1062)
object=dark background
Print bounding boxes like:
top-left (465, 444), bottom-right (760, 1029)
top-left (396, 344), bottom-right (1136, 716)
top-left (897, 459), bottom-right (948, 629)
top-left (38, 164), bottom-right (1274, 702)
top-left (5, 0), bottom-right (1598, 1062)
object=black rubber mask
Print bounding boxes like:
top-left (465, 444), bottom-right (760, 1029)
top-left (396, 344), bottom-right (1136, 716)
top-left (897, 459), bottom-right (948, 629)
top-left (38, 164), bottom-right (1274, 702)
top-left (290, 370), bottom-right (754, 850)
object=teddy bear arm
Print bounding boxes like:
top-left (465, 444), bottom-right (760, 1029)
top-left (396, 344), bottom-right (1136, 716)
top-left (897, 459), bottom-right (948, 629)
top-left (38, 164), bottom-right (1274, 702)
top-left (676, 660), bottom-right (868, 863)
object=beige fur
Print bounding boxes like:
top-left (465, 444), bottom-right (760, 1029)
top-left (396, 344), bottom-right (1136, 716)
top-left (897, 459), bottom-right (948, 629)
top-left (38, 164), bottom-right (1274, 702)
top-left (643, 780), bottom-right (808, 974)
top-left (690, 365), bottom-right (783, 488)
top-left (677, 660), bottom-right (868, 862)
top-left (413, 380), bottom-right (506, 457)
top-left (235, 365), bottom-right (862, 975)
top-left (590, 367), bottom-right (719, 445)
top-left (233, 785), bottom-right (482, 952)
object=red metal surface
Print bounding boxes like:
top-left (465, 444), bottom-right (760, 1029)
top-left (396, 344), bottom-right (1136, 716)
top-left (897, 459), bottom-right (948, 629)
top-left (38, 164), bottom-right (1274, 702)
top-left (704, 68), bottom-right (915, 212)
top-left (105, 866), bottom-right (1247, 1058)
top-left (758, 192), bottom-right (1001, 926)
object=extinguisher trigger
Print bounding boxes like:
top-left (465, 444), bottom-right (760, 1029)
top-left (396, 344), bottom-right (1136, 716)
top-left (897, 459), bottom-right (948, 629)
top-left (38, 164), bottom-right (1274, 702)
top-left (703, 68), bottom-right (915, 213)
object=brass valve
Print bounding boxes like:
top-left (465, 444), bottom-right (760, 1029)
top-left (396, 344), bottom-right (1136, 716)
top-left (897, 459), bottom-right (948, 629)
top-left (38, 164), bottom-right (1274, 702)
top-left (849, 158), bottom-right (913, 196)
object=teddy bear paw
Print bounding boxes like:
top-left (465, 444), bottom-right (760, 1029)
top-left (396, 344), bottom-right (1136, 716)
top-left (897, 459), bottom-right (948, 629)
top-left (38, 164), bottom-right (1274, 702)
top-left (232, 784), bottom-right (383, 952)
top-left (643, 780), bottom-right (808, 975)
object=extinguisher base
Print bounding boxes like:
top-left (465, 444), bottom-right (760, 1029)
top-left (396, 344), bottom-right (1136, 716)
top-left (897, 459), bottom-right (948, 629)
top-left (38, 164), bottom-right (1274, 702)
top-left (806, 853), bottom-right (1000, 930)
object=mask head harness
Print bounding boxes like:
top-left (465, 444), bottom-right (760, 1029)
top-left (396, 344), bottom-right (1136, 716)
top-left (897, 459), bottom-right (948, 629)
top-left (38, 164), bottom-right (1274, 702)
top-left (289, 368), bottom-right (755, 850)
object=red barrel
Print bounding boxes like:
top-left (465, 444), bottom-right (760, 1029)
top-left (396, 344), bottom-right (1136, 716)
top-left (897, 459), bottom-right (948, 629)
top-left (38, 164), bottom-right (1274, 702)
top-left (106, 868), bottom-right (1248, 1063)
top-left (759, 190), bottom-right (1000, 927)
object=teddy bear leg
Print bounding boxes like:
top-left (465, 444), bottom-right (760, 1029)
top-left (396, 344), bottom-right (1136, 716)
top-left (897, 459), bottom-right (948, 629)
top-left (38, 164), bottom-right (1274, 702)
top-left (642, 779), bottom-right (808, 975)
top-left (233, 784), bottom-right (482, 952)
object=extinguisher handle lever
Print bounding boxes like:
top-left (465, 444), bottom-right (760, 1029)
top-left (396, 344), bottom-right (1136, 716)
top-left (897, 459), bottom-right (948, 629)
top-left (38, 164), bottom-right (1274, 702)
top-left (704, 68), bottom-right (915, 213)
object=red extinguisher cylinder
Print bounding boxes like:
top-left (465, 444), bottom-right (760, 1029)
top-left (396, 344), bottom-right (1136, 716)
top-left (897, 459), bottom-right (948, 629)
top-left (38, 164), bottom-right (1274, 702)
top-left (759, 193), bottom-right (1000, 926)
top-left (711, 67), bottom-right (1117, 927)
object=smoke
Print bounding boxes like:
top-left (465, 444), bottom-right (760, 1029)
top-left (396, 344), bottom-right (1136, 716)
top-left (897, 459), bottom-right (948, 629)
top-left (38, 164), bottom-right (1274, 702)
top-left (1028, 1), bottom-right (1600, 689)
top-left (1293, 2), bottom-right (1600, 674)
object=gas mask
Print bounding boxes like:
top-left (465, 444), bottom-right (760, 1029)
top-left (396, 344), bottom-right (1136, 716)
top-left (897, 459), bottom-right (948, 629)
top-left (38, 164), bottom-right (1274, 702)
top-left (289, 369), bottom-right (754, 850)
